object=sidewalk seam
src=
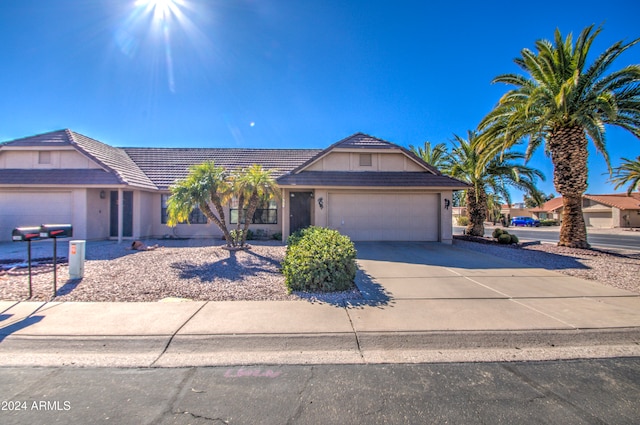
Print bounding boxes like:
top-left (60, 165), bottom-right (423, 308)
top-left (150, 301), bottom-right (209, 367)
top-left (343, 303), bottom-right (365, 362)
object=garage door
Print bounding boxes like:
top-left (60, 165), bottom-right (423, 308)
top-left (0, 191), bottom-right (73, 241)
top-left (584, 211), bottom-right (611, 228)
top-left (328, 192), bottom-right (439, 241)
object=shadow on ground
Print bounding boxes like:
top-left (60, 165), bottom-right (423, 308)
top-left (355, 241), bottom-right (590, 271)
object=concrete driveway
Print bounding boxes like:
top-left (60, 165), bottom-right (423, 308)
top-left (352, 242), bottom-right (640, 332)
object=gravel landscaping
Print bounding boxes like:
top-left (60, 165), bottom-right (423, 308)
top-left (1, 237), bottom-right (639, 302)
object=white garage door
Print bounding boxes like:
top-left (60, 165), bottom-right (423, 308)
top-left (328, 192), bottom-right (439, 241)
top-left (584, 211), bottom-right (611, 228)
top-left (0, 191), bottom-right (73, 241)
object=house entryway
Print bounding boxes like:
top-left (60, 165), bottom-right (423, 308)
top-left (110, 191), bottom-right (133, 238)
top-left (289, 191), bottom-right (313, 235)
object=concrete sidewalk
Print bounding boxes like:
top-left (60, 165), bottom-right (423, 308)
top-left (1, 242), bottom-right (640, 367)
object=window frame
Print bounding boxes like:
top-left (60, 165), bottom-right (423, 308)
top-left (161, 194), bottom-right (208, 224)
top-left (229, 198), bottom-right (278, 225)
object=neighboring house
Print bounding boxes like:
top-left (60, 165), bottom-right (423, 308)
top-left (0, 129), bottom-right (469, 243)
top-left (530, 194), bottom-right (640, 228)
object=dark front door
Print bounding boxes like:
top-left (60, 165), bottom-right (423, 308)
top-left (289, 191), bottom-right (313, 235)
top-left (110, 191), bottom-right (133, 237)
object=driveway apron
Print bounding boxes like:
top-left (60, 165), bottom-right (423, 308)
top-left (351, 242), bottom-right (640, 332)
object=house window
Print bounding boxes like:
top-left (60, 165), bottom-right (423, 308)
top-left (38, 151), bottom-right (51, 164)
top-left (230, 198), bottom-right (278, 224)
top-left (161, 194), bottom-right (208, 224)
top-left (359, 154), bottom-right (372, 166)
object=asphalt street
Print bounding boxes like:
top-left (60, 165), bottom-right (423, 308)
top-left (453, 226), bottom-right (640, 250)
top-left (1, 358), bottom-right (639, 424)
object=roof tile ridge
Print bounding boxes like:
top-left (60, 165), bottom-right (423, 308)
top-left (65, 130), bottom-right (125, 184)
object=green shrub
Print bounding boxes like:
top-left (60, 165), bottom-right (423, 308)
top-left (282, 226), bottom-right (357, 292)
top-left (456, 216), bottom-right (469, 226)
top-left (272, 232), bottom-right (282, 241)
top-left (230, 229), bottom-right (255, 244)
top-left (510, 234), bottom-right (519, 244)
top-left (498, 234), bottom-right (513, 244)
top-left (492, 228), bottom-right (506, 239)
top-left (540, 219), bottom-right (559, 226)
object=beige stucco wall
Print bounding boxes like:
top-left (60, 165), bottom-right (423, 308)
top-left (305, 152), bottom-right (424, 172)
top-left (0, 149), bottom-right (102, 169)
top-left (150, 193), bottom-right (282, 240)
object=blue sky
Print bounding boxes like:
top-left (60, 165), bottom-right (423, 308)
top-left (1, 0), bottom-right (639, 200)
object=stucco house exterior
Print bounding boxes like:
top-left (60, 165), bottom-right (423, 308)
top-left (531, 194), bottom-right (640, 228)
top-left (0, 129), bottom-right (469, 243)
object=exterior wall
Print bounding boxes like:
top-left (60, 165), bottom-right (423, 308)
top-left (136, 191), bottom-right (155, 238)
top-left (440, 190), bottom-right (453, 244)
top-left (85, 189), bottom-right (110, 240)
top-left (0, 149), bottom-right (101, 169)
top-left (621, 209), bottom-right (640, 228)
top-left (583, 199), bottom-right (613, 228)
top-left (305, 152), bottom-right (424, 172)
top-left (150, 192), bottom-right (282, 240)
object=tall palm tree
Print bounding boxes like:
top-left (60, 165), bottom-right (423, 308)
top-left (234, 164), bottom-right (280, 246)
top-left (611, 156), bottom-right (640, 195)
top-left (448, 131), bottom-right (544, 236)
top-left (480, 25), bottom-right (640, 248)
top-left (166, 161), bottom-right (235, 246)
top-left (409, 141), bottom-right (450, 169)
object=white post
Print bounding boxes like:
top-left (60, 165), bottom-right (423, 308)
top-left (118, 188), bottom-right (123, 243)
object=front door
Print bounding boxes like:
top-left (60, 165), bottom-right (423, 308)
top-left (110, 191), bottom-right (133, 237)
top-left (289, 191), bottom-right (313, 235)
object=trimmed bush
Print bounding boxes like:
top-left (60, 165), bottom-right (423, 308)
top-left (510, 234), bottom-right (519, 244)
top-left (492, 228), bottom-right (506, 239)
top-left (282, 227), bottom-right (357, 292)
top-left (498, 233), bottom-right (513, 244)
top-left (540, 219), bottom-right (559, 226)
top-left (456, 216), bottom-right (470, 226)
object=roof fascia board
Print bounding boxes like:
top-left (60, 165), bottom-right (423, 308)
top-left (0, 146), bottom-right (77, 151)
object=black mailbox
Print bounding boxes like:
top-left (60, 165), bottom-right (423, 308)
top-left (39, 224), bottom-right (73, 239)
top-left (12, 226), bottom-right (43, 242)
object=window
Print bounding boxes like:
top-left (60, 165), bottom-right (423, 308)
top-left (38, 151), bottom-right (51, 164)
top-left (161, 194), bottom-right (208, 224)
top-left (230, 198), bottom-right (278, 224)
top-left (359, 153), bottom-right (372, 166)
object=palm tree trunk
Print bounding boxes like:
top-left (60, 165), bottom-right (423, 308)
top-left (549, 125), bottom-right (590, 248)
top-left (199, 202), bottom-right (234, 247)
top-left (240, 194), bottom-right (260, 246)
top-left (465, 186), bottom-right (487, 236)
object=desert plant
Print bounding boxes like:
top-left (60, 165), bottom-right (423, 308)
top-left (492, 228), bottom-right (506, 239)
top-left (498, 234), bottom-right (513, 244)
top-left (282, 227), bottom-right (357, 292)
top-left (456, 216), bottom-right (470, 226)
top-left (510, 234), bottom-right (519, 244)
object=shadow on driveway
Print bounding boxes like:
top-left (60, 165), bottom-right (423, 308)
top-left (355, 241), bottom-right (590, 271)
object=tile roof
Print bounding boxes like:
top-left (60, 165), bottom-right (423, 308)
top-left (288, 132), bottom-right (442, 176)
top-left (529, 197), bottom-right (564, 212)
top-left (0, 169), bottom-right (121, 185)
top-left (123, 147), bottom-right (322, 190)
top-left (1, 130), bottom-right (157, 190)
top-left (277, 171), bottom-right (470, 188)
top-left (585, 193), bottom-right (640, 210)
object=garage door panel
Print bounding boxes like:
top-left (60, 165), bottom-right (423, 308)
top-left (0, 192), bottom-right (73, 241)
top-left (328, 192), bottom-right (438, 241)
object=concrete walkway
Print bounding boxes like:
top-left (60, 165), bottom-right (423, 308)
top-left (1, 242), bottom-right (640, 367)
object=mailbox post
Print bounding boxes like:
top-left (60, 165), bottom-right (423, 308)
top-left (40, 224), bottom-right (73, 297)
top-left (11, 226), bottom-right (43, 298)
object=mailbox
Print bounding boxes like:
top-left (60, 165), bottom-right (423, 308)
top-left (39, 224), bottom-right (73, 239)
top-left (12, 226), bottom-right (43, 242)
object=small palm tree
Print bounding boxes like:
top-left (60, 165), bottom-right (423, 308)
top-left (611, 156), bottom-right (640, 195)
top-left (234, 165), bottom-right (280, 246)
top-left (167, 161), bottom-right (235, 246)
top-left (480, 25), bottom-right (640, 248)
top-left (409, 141), bottom-right (450, 169)
top-left (448, 131), bottom-right (544, 236)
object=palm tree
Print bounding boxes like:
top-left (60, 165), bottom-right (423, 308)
top-left (234, 164), bottom-right (280, 246)
top-left (409, 141), bottom-right (450, 168)
top-left (166, 161), bottom-right (235, 246)
top-left (448, 131), bottom-right (544, 236)
top-left (611, 156), bottom-right (640, 194)
top-left (480, 25), bottom-right (640, 248)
